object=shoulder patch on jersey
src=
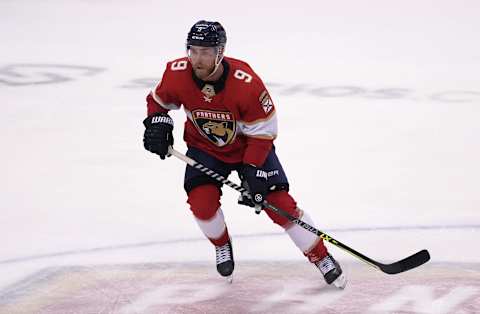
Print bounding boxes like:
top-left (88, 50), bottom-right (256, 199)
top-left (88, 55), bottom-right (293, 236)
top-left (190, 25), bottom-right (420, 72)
top-left (192, 109), bottom-right (236, 147)
top-left (259, 90), bottom-right (273, 114)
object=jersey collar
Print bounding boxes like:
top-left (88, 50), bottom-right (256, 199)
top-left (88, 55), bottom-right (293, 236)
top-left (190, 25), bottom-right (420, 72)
top-left (192, 59), bottom-right (230, 95)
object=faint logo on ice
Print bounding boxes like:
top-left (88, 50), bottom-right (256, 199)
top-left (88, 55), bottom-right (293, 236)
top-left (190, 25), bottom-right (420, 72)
top-left (121, 78), bottom-right (480, 104)
top-left (1, 263), bottom-right (479, 313)
top-left (0, 64), bottom-right (105, 86)
top-left (1, 65), bottom-right (478, 104)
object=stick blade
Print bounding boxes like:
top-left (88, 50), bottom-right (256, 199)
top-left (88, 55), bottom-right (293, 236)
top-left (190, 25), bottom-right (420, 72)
top-left (379, 249), bottom-right (431, 274)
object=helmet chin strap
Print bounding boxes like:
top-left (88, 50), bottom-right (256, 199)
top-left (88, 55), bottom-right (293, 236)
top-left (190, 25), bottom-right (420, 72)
top-left (205, 47), bottom-right (224, 80)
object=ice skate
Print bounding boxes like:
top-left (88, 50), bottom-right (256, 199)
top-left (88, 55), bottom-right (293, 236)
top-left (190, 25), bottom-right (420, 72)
top-left (315, 253), bottom-right (347, 289)
top-left (215, 239), bottom-right (234, 283)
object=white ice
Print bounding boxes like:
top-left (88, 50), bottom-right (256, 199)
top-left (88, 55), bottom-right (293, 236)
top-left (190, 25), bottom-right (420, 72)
top-left (1, 0), bottom-right (479, 298)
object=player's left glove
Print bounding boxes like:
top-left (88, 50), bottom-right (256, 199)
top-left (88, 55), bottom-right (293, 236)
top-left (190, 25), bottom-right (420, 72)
top-left (240, 164), bottom-right (268, 206)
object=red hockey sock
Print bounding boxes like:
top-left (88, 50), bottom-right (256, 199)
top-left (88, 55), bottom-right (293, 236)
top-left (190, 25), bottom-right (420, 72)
top-left (187, 184), bottom-right (229, 246)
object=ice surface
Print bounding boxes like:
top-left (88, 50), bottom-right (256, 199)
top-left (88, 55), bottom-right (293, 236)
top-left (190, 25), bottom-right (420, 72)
top-left (1, 0), bottom-right (479, 313)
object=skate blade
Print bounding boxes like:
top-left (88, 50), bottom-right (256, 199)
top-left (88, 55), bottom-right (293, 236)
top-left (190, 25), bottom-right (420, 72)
top-left (332, 273), bottom-right (347, 289)
top-left (226, 275), bottom-right (233, 284)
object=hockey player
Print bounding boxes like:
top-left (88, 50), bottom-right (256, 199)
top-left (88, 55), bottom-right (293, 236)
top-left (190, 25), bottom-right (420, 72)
top-left (143, 20), bottom-right (346, 288)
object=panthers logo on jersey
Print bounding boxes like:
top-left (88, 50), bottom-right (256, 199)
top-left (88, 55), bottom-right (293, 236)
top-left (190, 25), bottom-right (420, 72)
top-left (192, 109), bottom-right (236, 147)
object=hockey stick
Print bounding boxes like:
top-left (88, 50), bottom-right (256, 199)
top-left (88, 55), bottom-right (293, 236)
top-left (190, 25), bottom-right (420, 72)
top-left (168, 147), bottom-right (430, 274)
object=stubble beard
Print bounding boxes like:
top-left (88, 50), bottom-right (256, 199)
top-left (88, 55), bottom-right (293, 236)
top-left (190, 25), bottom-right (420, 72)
top-left (194, 65), bottom-right (214, 81)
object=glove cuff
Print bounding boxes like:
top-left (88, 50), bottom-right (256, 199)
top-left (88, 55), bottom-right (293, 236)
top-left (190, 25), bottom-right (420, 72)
top-left (143, 113), bottom-right (174, 128)
top-left (243, 164), bottom-right (268, 180)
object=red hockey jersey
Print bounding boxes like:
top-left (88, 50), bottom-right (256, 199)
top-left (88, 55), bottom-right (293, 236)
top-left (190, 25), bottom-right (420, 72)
top-left (146, 56), bottom-right (277, 166)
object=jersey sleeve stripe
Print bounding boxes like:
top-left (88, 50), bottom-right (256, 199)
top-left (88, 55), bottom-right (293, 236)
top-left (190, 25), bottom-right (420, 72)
top-left (150, 87), bottom-right (181, 110)
top-left (244, 134), bottom-right (277, 140)
top-left (239, 109), bottom-right (276, 126)
top-left (237, 112), bottom-right (278, 139)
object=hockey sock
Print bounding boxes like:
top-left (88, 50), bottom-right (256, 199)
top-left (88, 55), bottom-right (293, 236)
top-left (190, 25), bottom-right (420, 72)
top-left (285, 211), bottom-right (328, 262)
top-left (188, 184), bottom-right (230, 246)
top-left (194, 208), bottom-right (230, 246)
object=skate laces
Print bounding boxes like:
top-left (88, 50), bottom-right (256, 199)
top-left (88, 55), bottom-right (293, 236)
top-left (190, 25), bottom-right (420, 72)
top-left (316, 255), bottom-right (336, 275)
top-left (215, 243), bottom-right (232, 264)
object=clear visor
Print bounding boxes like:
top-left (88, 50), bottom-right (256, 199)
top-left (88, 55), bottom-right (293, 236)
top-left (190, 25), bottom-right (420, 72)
top-left (186, 45), bottom-right (219, 58)
top-left (187, 44), bottom-right (225, 79)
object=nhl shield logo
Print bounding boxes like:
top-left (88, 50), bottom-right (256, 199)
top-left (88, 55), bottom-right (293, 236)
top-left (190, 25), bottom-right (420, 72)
top-left (192, 110), bottom-right (236, 147)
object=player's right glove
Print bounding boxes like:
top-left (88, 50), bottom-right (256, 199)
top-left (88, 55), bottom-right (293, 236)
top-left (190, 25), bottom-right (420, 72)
top-left (143, 113), bottom-right (174, 159)
top-left (239, 164), bottom-right (268, 206)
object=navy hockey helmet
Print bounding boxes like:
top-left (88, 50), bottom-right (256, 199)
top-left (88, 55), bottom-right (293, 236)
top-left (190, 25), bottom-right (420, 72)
top-left (186, 20), bottom-right (227, 48)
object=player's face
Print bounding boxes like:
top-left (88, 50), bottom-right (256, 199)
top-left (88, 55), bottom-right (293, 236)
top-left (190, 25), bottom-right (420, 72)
top-left (188, 46), bottom-right (217, 80)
